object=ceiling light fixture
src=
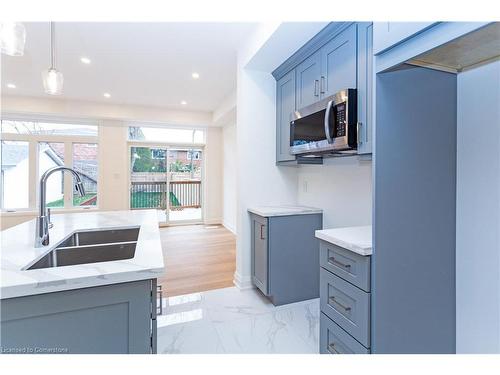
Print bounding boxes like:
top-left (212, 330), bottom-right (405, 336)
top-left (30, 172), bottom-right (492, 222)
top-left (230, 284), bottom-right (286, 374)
top-left (103, 93), bottom-right (111, 98)
top-left (0, 22), bottom-right (26, 56)
top-left (191, 72), bottom-right (200, 79)
top-left (42, 22), bottom-right (63, 95)
top-left (80, 57), bottom-right (91, 64)
top-left (181, 100), bottom-right (187, 105)
top-left (6, 83), bottom-right (16, 89)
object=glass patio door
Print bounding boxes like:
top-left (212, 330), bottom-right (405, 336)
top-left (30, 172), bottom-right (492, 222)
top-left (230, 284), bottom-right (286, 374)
top-left (130, 146), bottom-right (168, 223)
top-left (166, 148), bottom-right (202, 223)
top-left (129, 146), bottom-right (203, 224)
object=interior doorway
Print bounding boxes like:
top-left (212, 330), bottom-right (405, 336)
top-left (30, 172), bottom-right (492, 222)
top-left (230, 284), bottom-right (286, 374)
top-left (129, 145), bottom-right (203, 224)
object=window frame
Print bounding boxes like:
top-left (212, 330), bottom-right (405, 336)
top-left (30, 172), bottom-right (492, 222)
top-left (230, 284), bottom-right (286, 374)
top-left (1, 118), bottom-right (99, 213)
top-left (127, 124), bottom-right (206, 146)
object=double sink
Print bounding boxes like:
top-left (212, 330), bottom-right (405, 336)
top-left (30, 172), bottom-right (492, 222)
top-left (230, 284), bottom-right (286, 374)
top-left (25, 227), bottom-right (140, 270)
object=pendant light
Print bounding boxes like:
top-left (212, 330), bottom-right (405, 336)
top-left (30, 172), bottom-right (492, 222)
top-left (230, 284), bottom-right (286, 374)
top-left (0, 22), bottom-right (26, 56)
top-left (42, 22), bottom-right (63, 95)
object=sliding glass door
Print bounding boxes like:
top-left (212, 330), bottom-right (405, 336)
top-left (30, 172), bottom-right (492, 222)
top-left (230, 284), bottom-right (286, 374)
top-left (166, 148), bottom-right (202, 223)
top-left (129, 145), bottom-right (203, 224)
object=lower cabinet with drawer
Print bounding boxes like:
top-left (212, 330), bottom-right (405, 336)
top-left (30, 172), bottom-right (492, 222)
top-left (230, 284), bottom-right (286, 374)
top-left (249, 211), bottom-right (323, 306)
top-left (319, 238), bottom-right (371, 354)
top-left (320, 313), bottom-right (370, 354)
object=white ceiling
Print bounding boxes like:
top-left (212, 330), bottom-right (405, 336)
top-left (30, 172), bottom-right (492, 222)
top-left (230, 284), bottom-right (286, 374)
top-left (1, 22), bottom-right (257, 112)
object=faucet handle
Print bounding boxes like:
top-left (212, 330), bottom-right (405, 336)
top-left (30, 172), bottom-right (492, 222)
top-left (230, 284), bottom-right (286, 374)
top-left (47, 208), bottom-right (53, 229)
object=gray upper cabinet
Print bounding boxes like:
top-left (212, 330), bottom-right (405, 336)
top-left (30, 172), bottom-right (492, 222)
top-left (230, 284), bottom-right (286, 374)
top-left (273, 22), bottom-right (374, 163)
top-left (276, 70), bottom-right (296, 163)
top-left (295, 50), bottom-right (321, 109)
top-left (320, 24), bottom-right (357, 99)
top-left (356, 22), bottom-right (373, 154)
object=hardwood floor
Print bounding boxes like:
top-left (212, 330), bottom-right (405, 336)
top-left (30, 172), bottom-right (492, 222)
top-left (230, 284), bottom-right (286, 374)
top-left (158, 224), bottom-right (236, 297)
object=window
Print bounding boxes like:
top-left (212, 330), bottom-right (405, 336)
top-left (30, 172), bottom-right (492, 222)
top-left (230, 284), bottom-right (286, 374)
top-left (0, 119), bottom-right (99, 211)
top-left (1, 141), bottom-right (30, 210)
top-left (151, 148), bottom-right (166, 160)
top-left (72, 143), bottom-right (98, 207)
top-left (1, 120), bottom-right (97, 136)
top-left (128, 126), bottom-right (205, 144)
top-left (38, 142), bottom-right (65, 208)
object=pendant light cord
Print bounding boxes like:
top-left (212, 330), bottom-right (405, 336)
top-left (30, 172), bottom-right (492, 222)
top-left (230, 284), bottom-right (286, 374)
top-left (50, 22), bottom-right (55, 69)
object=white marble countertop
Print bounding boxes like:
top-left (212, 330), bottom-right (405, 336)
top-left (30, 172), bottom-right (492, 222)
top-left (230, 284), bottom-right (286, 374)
top-left (0, 210), bottom-right (164, 299)
top-left (247, 205), bottom-right (322, 217)
top-left (315, 225), bottom-right (372, 256)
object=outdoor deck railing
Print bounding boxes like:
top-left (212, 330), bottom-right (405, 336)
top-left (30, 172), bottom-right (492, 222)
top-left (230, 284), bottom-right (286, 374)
top-left (130, 180), bottom-right (201, 210)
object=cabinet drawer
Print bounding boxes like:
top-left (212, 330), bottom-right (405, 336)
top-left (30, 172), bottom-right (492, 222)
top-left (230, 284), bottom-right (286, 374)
top-left (320, 313), bottom-right (369, 354)
top-left (320, 268), bottom-right (370, 347)
top-left (320, 241), bottom-right (370, 292)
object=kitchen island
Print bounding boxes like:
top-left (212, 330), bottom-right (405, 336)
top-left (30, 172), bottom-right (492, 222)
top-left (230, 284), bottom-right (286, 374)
top-left (0, 210), bottom-right (164, 354)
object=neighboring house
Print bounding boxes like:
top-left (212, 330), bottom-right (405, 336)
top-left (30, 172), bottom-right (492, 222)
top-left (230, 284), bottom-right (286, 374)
top-left (0, 143), bottom-right (30, 209)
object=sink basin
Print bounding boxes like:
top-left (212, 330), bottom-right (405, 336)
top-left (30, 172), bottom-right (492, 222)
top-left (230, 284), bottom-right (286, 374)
top-left (57, 227), bottom-right (140, 247)
top-left (25, 227), bottom-right (140, 270)
top-left (27, 243), bottom-right (137, 270)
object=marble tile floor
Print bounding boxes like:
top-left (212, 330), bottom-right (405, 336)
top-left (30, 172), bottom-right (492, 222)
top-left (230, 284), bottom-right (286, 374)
top-left (156, 286), bottom-right (320, 354)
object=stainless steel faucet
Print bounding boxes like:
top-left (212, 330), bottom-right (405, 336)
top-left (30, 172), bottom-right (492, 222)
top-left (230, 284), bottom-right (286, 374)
top-left (35, 166), bottom-right (86, 247)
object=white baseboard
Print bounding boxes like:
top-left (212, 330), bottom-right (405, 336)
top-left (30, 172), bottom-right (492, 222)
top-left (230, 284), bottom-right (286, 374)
top-left (204, 218), bottom-right (222, 225)
top-left (222, 221), bottom-right (236, 234)
top-left (233, 271), bottom-right (254, 291)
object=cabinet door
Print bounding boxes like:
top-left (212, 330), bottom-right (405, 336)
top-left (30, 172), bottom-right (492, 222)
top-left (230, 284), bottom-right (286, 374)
top-left (356, 22), bottom-right (373, 154)
top-left (251, 215), bottom-right (269, 295)
top-left (296, 50), bottom-right (321, 109)
top-left (320, 23), bottom-right (357, 99)
top-left (373, 22), bottom-right (436, 55)
top-left (276, 70), bottom-right (296, 163)
top-left (0, 280), bottom-right (154, 354)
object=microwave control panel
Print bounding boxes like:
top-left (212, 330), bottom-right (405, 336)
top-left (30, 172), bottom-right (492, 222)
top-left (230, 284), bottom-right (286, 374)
top-left (334, 102), bottom-right (346, 137)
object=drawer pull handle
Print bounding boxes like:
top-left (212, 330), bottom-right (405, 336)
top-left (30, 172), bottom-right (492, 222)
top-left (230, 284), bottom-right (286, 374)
top-left (157, 285), bottom-right (163, 316)
top-left (328, 257), bottom-right (351, 269)
top-left (328, 343), bottom-right (341, 354)
top-left (329, 296), bottom-right (351, 312)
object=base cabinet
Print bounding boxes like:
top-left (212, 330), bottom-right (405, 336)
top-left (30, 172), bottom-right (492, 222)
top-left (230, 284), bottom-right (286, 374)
top-left (0, 279), bottom-right (157, 354)
top-left (250, 212), bottom-right (322, 306)
top-left (320, 313), bottom-right (370, 354)
top-left (319, 239), bottom-right (371, 354)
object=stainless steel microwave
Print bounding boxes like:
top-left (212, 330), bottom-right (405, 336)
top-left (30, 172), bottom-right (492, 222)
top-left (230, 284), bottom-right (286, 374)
top-left (290, 89), bottom-right (357, 156)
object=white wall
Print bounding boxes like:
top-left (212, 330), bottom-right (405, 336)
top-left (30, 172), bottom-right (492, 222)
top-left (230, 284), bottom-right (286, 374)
top-left (456, 60), bottom-right (500, 353)
top-left (297, 158), bottom-right (373, 228)
top-left (2, 96), bottom-right (212, 127)
top-left (235, 66), bottom-right (299, 289)
top-left (97, 121), bottom-right (129, 211)
top-left (222, 122), bottom-right (237, 233)
top-left (204, 127), bottom-right (223, 224)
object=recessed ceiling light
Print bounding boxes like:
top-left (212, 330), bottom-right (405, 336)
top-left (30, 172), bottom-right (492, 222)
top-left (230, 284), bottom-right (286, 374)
top-left (191, 72), bottom-right (200, 79)
top-left (181, 100), bottom-right (187, 105)
top-left (6, 83), bottom-right (16, 89)
top-left (80, 57), bottom-right (91, 64)
top-left (103, 93), bottom-right (111, 98)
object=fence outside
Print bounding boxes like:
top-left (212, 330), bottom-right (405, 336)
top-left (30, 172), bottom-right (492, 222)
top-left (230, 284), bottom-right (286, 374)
top-left (130, 180), bottom-right (201, 210)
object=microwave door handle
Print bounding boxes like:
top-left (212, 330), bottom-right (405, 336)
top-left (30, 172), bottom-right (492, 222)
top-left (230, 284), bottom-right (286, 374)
top-left (324, 100), bottom-right (334, 144)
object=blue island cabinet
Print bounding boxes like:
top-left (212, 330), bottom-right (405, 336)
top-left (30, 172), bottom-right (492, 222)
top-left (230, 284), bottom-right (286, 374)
top-left (0, 279), bottom-right (158, 354)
